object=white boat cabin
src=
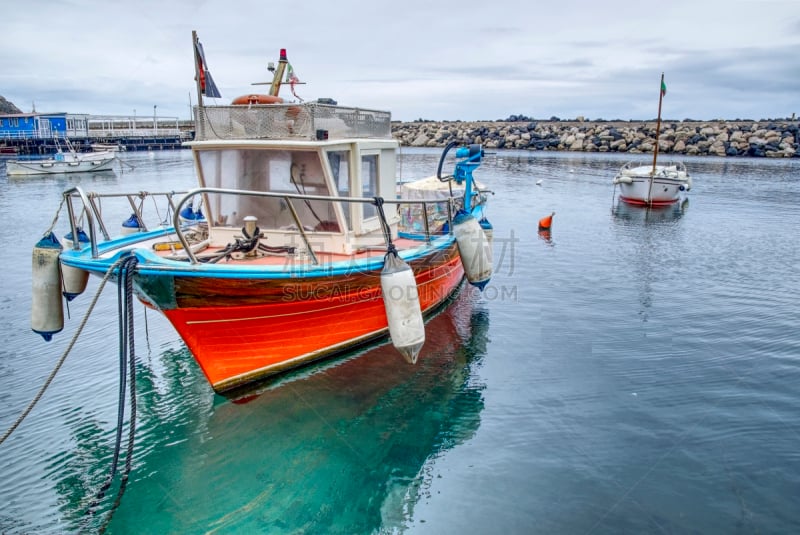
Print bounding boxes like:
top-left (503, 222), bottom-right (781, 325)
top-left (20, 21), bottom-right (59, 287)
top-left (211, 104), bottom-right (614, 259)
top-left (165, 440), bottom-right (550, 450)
top-left (190, 105), bottom-right (399, 254)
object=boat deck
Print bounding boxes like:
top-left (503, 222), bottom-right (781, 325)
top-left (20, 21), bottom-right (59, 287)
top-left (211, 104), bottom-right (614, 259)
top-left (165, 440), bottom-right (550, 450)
top-left (89, 228), bottom-right (439, 268)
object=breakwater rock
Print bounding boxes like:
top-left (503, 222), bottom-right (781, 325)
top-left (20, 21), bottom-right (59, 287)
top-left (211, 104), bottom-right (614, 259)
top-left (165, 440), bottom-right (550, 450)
top-left (391, 120), bottom-right (800, 158)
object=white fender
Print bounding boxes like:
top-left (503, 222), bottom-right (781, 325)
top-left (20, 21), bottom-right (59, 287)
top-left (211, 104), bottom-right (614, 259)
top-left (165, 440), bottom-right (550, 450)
top-left (32, 232), bottom-right (64, 341)
top-left (453, 210), bottom-right (492, 290)
top-left (381, 252), bottom-right (425, 363)
top-left (61, 229), bottom-right (90, 301)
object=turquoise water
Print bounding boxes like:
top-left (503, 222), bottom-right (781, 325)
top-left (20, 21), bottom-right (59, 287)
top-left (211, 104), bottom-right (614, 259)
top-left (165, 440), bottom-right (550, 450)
top-left (1, 149), bottom-right (799, 533)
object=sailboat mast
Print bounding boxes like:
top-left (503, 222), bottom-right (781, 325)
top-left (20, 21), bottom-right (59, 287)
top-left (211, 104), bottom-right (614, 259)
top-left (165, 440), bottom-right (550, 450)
top-left (647, 72), bottom-right (665, 204)
top-left (650, 72), bottom-right (665, 175)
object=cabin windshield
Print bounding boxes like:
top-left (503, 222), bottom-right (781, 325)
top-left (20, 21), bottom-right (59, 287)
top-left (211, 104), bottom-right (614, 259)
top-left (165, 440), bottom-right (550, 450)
top-left (196, 148), bottom-right (343, 232)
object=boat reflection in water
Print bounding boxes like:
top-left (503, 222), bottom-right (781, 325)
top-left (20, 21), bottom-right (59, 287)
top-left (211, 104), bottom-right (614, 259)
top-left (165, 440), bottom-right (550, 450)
top-left (611, 198), bottom-right (688, 324)
top-left (612, 197), bottom-right (689, 225)
top-left (63, 288), bottom-right (489, 533)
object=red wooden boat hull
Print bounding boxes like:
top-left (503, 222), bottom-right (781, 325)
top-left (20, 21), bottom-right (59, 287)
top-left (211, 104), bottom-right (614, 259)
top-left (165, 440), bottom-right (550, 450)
top-left (152, 243), bottom-right (465, 392)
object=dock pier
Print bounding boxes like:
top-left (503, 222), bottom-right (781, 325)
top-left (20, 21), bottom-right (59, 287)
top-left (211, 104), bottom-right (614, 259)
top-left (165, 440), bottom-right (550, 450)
top-left (0, 114), bottom-right (194, 156)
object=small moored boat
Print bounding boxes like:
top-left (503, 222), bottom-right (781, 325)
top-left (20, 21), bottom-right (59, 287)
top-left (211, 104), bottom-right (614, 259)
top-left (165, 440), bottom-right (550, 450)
top-left (34, 32), bottom-right (494, 394)
top-left (91, 142), bottom-right (126, 152)
top-left (612, 160), bottom-right (691, 205)
top-left (7, 138), bottom-right (116, 176)
top-left (612, 73), bottom-right (691, 206)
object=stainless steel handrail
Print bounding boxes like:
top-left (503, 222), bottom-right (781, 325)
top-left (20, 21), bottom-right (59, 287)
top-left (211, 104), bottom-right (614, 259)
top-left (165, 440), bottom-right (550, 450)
top-left (63, 187), bottom-right (98, 258)
top-left (62, 187), bottom-right (189, 258)
top-left (61, 186), bottom-right (459, 264)
top-left (170, 187), bottom-right (457, 264)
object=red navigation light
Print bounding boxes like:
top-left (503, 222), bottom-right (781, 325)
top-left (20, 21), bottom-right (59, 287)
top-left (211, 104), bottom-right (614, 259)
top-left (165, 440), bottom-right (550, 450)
top-left (280, 49), bottom-right (287, 61)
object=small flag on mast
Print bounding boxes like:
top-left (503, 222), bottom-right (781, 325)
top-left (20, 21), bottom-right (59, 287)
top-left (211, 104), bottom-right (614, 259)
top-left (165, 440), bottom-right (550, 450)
top-left (285, 63), bottom-right (299, 84)
top-left (285, 63), bottom-right (303, 101)
top-left (661, 78), bottom-right (667, 97)
top-left (194, 38), bottom-right (221, 99)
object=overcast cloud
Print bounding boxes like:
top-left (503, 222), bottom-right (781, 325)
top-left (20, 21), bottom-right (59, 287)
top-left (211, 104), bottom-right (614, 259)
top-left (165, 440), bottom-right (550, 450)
top-left (2, 0), bottom-right (798, 122)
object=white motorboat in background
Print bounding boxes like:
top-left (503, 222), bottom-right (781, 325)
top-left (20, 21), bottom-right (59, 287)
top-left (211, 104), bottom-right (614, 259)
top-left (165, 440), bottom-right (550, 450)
top-left (6, 138), bottom-right (116, 176)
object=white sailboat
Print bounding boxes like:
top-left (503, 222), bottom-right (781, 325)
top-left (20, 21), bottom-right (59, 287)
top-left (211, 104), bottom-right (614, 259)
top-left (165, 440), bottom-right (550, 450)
top-left (612, 73), bottom-right (691, 205)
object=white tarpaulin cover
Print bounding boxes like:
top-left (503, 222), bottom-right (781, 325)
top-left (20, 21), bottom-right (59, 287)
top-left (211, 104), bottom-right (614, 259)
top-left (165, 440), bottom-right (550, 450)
top-left (397, 175), bottom-right (485, 234)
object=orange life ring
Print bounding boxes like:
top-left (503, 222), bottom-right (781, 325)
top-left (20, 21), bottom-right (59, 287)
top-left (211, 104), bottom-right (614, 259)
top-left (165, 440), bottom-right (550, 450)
top-left (231, 94), bottom-right (284, 105)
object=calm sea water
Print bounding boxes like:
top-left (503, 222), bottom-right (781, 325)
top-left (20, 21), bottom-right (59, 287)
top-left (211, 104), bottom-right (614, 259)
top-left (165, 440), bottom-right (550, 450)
top-left (1, 148), bottom-right (798, 534)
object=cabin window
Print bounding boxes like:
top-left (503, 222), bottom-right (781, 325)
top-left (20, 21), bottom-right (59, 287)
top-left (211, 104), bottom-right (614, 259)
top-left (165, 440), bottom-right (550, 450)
top-left (328, 150), bottom-right (351, 229)
top-left (197, 148), bottom-right (338, 232)
top-left (361, 154), bottom-right (379, 219)
top-left (328, 151), bottom-right (349, 195)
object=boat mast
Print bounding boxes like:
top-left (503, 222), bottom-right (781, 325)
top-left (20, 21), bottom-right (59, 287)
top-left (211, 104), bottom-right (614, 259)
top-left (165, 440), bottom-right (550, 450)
top-left (647, 72), bottom-right (665, 204)
top-left (269, 49), bottom-right (289, 97)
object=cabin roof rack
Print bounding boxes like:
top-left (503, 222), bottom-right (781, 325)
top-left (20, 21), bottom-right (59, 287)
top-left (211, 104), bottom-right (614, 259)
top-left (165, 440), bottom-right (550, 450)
top-left (193, 103), bottom-right (392, 142)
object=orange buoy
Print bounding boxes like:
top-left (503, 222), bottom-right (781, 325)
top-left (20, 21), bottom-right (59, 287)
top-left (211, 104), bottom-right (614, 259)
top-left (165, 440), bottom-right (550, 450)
top-left (538, 211), bottom-right (555, 231)
top-left (231, 94), bottom-right (284, 105)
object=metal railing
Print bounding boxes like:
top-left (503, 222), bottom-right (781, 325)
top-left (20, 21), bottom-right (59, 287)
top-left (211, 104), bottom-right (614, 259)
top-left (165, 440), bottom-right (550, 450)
top-left (62, 186), bottom-right (457, 265)
top-left (194, 103), bottom-right (392, 142)
top-left (1, 129), bottom-right (191, 140)
top-left (170, 188), bottom-right (452, 265)
top-left (63, 188), bottom-right (189, 258)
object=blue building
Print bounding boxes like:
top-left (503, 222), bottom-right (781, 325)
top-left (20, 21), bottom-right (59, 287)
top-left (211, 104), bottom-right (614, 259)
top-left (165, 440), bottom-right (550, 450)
top-left (0, 112), bottom-right (89, 140)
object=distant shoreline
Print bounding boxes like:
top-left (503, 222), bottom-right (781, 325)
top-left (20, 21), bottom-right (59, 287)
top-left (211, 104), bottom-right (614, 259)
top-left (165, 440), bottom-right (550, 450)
top-left (391, 119), bottom-right (800, 158)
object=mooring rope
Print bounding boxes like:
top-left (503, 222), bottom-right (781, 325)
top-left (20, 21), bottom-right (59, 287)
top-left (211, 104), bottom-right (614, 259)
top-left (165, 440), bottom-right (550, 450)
top-left (42, 195), bottom-right (67, 237)
top-left (118, 158), bottom-right (136, 172)
top-left (0, 255), bottom-right (130, 447)
top-left (201, 224), bottom-right (262, 264)
top-left (86, 256), bottom-right (133, 509)
top-left (91, 254), bottom-right (139, 534)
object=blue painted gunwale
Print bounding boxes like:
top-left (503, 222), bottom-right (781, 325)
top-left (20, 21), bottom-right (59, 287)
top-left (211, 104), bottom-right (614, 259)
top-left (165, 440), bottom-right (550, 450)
top-left (59, 229), bottom-right (456, 279)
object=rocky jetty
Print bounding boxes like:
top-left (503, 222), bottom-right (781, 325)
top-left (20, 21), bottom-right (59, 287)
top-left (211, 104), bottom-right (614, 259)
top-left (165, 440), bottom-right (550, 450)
top-left (392, 119), bottom-right (800, 158)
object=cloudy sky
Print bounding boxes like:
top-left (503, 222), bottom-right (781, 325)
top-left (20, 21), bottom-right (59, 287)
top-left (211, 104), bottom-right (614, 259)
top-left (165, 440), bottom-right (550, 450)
top-left (2, 0), bottom-right (798, 122)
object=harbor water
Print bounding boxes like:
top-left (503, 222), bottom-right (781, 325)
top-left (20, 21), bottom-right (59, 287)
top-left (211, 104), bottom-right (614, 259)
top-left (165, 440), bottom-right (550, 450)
top-left (1, 149), bottom-right (798, 533)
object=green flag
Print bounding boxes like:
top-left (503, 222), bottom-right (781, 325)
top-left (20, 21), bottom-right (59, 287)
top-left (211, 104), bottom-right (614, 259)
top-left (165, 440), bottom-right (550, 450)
top-left (661, 79), bottom-right (667, 97)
